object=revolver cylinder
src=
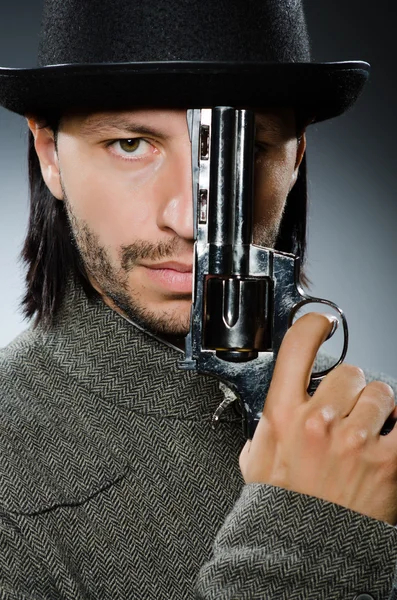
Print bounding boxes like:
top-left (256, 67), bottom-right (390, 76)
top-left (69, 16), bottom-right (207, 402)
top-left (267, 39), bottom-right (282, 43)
top-left (203, 276), bottom-right (272, 361)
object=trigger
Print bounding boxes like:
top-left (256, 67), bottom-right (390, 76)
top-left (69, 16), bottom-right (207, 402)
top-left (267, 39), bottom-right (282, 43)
top-left (211, 383), bottom-right (237, 429)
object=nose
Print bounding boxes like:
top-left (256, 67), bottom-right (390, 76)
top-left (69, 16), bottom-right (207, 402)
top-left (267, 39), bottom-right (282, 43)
top-left (156, 138), bottom-right (194, 241)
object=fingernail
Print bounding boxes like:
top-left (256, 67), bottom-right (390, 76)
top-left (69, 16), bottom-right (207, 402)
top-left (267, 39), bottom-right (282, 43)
top-left (325, 315), bottom-right (338, 341)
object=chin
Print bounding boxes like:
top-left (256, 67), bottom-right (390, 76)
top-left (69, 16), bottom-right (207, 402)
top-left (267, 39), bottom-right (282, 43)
top-left (140, 313), bottom-right (191, 338)
top-left (117, 294), bottom-right (192, 337)
top-left (149, 301), bottom-right (192, 336)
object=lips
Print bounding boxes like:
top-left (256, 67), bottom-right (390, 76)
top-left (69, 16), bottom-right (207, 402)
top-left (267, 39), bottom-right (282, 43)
top-left (142, 261), bottom-right (193, 294)
top-left (144, 261), bottom-right (193, 273)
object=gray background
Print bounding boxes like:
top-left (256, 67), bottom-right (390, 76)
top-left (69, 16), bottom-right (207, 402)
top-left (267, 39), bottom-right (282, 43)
top-left (0, 1), bottom-right (395, 376)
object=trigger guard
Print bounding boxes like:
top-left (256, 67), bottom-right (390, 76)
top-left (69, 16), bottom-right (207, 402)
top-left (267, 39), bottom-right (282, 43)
top-left (288, 297), bottom-right (349, 382)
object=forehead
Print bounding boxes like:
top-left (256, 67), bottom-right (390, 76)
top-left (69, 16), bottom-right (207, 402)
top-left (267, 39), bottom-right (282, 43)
top-left (60, 107), bottom-right (296, 137)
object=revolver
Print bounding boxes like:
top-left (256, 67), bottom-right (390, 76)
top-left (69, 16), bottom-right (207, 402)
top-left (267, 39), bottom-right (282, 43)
top-left (179, 107), bottom-right (349, 439)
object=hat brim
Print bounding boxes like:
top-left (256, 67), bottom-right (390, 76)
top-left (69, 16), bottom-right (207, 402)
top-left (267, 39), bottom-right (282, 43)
top-left (0, 61), bottom-right (370, 123)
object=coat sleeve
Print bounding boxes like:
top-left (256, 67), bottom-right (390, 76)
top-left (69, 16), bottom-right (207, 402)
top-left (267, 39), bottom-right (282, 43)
top-left (0, 515), bottom-right (57, 600)
top-left (195, 483), bottom-right (397, 600)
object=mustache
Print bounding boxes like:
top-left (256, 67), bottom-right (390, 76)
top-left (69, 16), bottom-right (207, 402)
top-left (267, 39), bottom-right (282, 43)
top-left (120, 237), bottom-right (191, 272)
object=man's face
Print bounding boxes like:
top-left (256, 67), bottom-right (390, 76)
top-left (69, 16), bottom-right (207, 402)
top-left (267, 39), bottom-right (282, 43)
top-left (29, 108), bottom-right (305, 337)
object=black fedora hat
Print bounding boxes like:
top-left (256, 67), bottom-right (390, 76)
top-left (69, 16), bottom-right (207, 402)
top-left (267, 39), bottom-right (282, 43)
top-left (0, 0), bottom-right (369, 122)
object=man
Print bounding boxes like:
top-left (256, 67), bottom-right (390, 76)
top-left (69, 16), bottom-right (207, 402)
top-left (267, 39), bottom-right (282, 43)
top-left (0, 1), bottom-right (396, 599)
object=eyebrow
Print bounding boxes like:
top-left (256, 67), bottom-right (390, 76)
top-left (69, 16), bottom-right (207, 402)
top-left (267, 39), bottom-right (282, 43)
top-left (78, 113), bottom-right (286, 139)
top-left (255, 117), bottom-right (285, 136)
top-left (78, 116), bottom-right (170, 140)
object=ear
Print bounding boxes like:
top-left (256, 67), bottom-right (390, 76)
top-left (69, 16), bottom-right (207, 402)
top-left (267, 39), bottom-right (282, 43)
top-left (27, 117), bottom-right (64, 200)
top-left (289, 133), bottom-right (306, 192)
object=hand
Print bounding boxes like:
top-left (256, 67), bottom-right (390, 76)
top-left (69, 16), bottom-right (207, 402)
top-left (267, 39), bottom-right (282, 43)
top-left (239, 313), bottom-right (397, 524)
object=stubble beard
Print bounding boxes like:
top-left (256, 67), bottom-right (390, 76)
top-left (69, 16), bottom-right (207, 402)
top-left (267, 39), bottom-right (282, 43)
top-left (64, 192), bottom-right (282, 338)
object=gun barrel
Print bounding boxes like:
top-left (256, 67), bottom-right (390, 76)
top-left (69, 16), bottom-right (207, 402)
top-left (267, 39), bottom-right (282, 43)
top-left (233, 109), bottom-right (255, 275)
top-left (207, 107), bottom-right (255, 275)
top-left (207, 107), bottom-right (235, 274)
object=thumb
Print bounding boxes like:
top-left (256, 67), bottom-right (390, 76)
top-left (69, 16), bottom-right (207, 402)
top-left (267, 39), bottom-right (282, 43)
top-left (266, 312), bottom-right (337, 411)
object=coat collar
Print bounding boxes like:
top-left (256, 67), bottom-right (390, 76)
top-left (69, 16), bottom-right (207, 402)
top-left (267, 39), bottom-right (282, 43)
top-left (35, 279), bottom-right (233, 422)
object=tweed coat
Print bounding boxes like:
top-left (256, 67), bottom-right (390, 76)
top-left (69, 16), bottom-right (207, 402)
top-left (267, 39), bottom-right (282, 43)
top-left (0, 281), bottom-right (396, 599)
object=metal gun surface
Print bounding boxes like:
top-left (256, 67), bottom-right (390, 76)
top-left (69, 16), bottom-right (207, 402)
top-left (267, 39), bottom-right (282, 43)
top-left (180, 107), bottom-right (349, 439)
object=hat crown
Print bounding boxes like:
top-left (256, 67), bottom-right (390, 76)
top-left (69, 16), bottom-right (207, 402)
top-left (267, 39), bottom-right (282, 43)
top-left (38, 0), bottom-right (311, 66)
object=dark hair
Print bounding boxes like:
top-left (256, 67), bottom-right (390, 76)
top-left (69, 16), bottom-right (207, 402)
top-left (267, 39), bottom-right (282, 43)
top-left (21, 122), bottom-right (96, 328)
top-left (276, 152), bottom-right (308, 265)
top-left (21, 117), bottom-right (309, 328)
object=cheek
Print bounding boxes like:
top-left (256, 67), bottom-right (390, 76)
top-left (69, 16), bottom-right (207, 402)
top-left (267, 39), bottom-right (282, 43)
top-left (59, 142), bottom-right (164, 249)
top-left (254, 145), bottom-right (297, 225)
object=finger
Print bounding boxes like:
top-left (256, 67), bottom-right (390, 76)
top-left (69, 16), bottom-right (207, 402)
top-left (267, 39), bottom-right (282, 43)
top-left (380, 404), bottom-right (397, 439)
top-left (347, 380), bottom-right (395, 436)
top-left (266, 312), bottom-right (337, 410)
top-left (380, 421), bottom-right (397, 462)
top-left (311, 363), bottom-right (367, 418)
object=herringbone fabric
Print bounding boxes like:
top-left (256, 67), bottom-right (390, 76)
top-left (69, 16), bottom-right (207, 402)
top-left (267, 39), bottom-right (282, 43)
top-left (0, 281), bottom-right (396, 599)
top-left (197, 485), bottom-right (397, 599)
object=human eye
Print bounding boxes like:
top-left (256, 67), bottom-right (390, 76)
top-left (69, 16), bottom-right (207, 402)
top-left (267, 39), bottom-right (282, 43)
top-left (254, 141), bottom-right (270, 155)
top-left (107, 138), bottom-right (154, 160)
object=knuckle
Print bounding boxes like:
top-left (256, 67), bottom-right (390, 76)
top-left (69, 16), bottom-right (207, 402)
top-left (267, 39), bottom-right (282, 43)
top-left (342, 426), bottom-right (369, 451)
top-left (366, 380), bottom-right (395, 400)
top-left (303, 408), bottom-right (332, 437)
top-left (337, 363), bottom-right (366, 383)
top-left (364, 395), bottom-right (391, 415)
top-left (360, 383), bottom-right (396, 416)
